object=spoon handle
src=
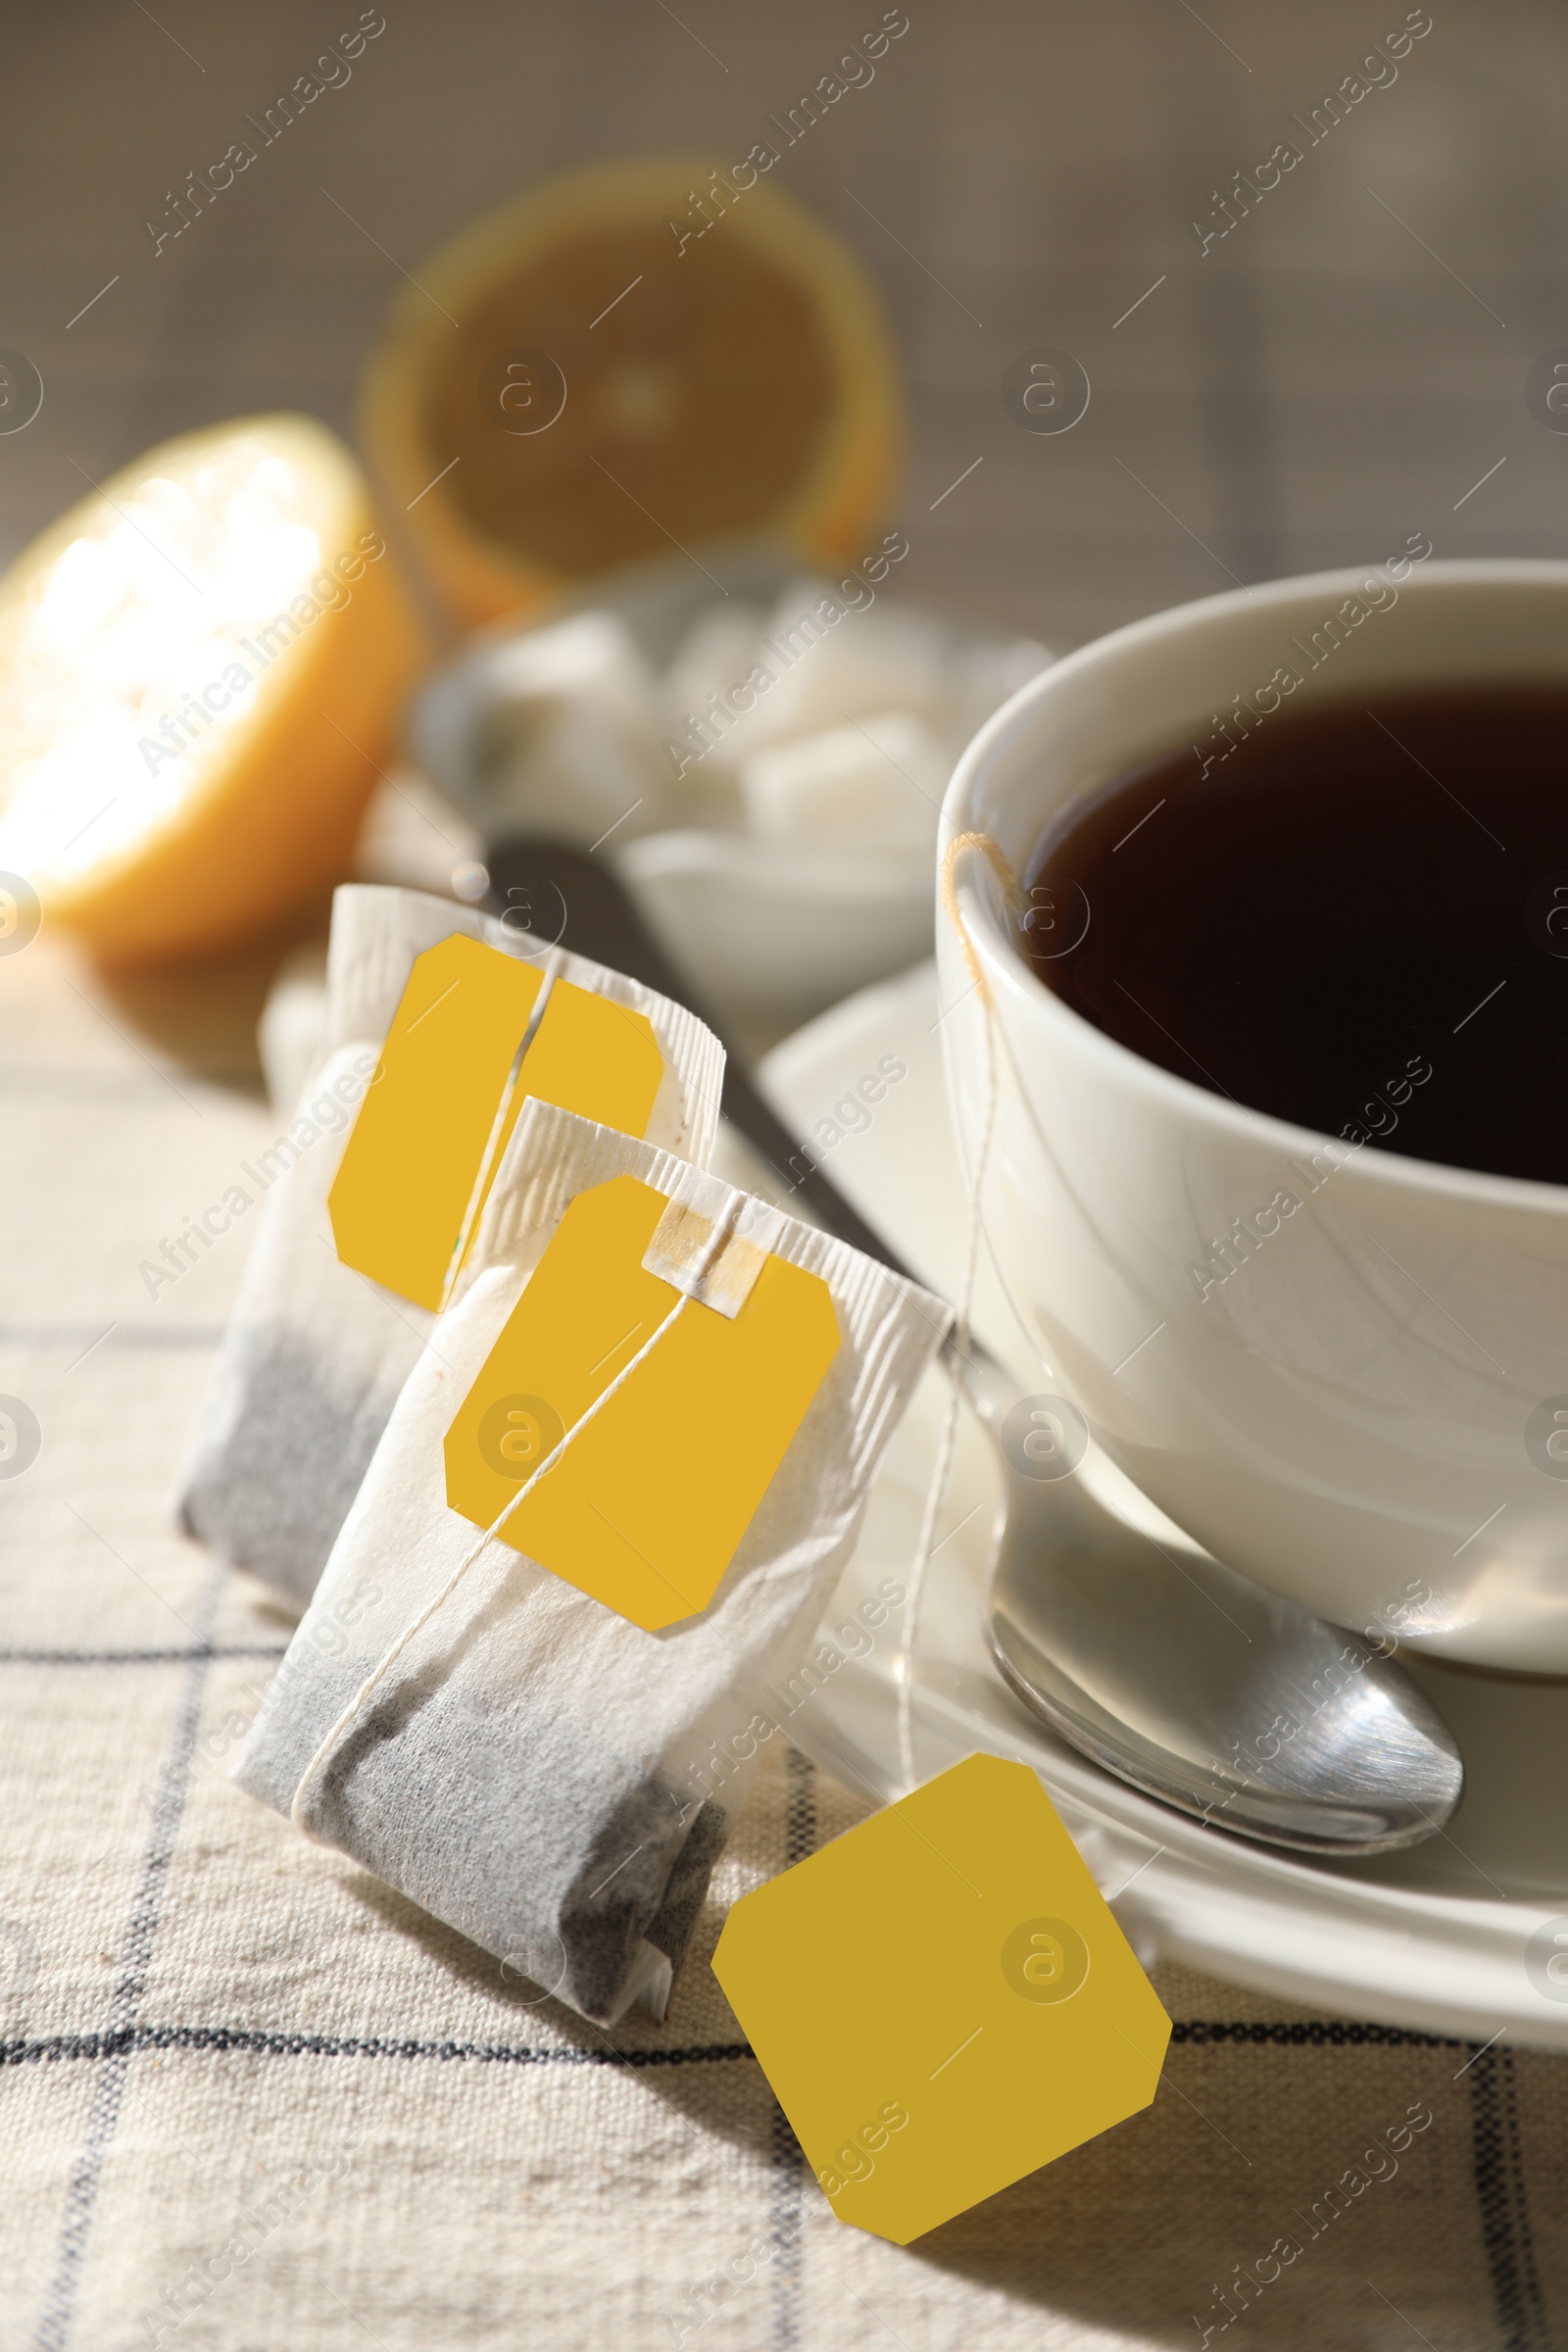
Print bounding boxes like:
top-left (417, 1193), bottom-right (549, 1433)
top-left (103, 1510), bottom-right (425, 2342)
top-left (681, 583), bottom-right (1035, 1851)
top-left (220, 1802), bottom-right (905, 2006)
top-left (484, 835), bottom-right (921, 1285)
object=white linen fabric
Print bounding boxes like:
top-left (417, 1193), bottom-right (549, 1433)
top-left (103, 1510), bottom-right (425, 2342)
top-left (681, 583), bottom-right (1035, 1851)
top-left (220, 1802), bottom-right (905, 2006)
top-left (4, 932), bottom-right (1557, 2352)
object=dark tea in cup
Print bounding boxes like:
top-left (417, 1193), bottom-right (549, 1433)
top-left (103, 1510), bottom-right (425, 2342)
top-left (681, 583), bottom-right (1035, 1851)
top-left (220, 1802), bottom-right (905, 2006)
top-left (1020, 683), bottom-right (1568, 1185)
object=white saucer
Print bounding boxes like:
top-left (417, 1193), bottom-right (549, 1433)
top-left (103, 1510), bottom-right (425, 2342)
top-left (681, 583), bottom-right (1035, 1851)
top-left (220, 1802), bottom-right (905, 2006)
top-left (756, 961), bottom-right (1568, 2049)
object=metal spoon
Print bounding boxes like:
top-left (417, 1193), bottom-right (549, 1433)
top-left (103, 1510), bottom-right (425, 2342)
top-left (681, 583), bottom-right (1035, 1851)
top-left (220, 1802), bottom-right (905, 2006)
top-left (483, 837), bottom-right (1463, 1855)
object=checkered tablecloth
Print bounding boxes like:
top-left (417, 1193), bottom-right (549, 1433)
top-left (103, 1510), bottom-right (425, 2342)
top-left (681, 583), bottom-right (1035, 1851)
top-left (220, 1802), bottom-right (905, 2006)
top-left (0, 924), bottom-right (1562, 2352)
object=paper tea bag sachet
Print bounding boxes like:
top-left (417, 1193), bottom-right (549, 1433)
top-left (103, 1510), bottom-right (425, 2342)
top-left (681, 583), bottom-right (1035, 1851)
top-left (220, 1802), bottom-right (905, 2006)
top-left (179, 884), bottom-right (723, 1605)
top-left (234, 1099), bottom-right (949, 2026)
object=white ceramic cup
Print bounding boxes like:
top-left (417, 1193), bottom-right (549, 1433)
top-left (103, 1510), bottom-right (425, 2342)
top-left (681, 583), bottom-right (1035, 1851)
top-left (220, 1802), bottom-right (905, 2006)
top-left (939, 559), bottom-right (1568, 1673)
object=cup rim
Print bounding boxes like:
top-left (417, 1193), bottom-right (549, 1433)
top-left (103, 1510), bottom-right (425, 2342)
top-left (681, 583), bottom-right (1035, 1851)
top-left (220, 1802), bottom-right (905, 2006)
top-left (943, 557), bottom-right (1568, 1218)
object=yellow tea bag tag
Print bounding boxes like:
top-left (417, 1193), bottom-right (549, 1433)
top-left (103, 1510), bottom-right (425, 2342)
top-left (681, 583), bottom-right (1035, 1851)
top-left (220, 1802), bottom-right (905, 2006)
top-left (712, 1754), bottom-right (1172, 2243)
top-left (329, 935), bottom-right (540, 1309)
top-left (329, 938), bottom-right (664, 1310)
top-left (457, 976), bottom-right (665, 1262)
top-left (442, 1174), bottom-right (839, 1630)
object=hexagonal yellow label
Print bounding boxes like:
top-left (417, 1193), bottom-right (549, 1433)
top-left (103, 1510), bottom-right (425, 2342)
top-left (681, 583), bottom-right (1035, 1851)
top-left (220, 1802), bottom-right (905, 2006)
top-left (712, 1753), bottom-right (1171, 2242)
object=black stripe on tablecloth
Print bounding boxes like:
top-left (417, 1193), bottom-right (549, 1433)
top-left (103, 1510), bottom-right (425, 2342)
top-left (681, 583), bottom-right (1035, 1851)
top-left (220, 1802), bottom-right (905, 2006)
top-left (0, 1646), bottom-right (288, 1666)
top-left (1172, 2021), bottom-right (1462, 2048)
top-left (1470, 2043), bottom-right (1550, 2351)
top-left (5, 2026), bottom-right (756, 2069)
top-left (771, 1747), bottom-right (815, 2352)
top-left (2, 2017), bottom-right (1482, 2071)
top-left (32, 1563), bottom-right (224, 2352)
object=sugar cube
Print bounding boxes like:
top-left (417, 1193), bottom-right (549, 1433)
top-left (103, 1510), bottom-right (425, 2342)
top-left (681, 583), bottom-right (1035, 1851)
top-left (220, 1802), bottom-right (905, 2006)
top-left (739, 711), bottom-right (948, 852)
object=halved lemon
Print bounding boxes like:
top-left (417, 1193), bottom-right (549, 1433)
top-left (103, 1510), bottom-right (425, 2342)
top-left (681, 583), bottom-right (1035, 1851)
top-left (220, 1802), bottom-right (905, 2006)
top-left (361, 156), bottom-right (904, 628)
top-left (0, 414), bottom-right (421, 964)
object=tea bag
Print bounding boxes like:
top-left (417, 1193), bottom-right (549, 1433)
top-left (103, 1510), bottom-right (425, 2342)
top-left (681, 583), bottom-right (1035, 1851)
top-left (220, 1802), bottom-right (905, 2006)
top-left (178, 885), bottom-right (723, 1606)
top-left (233, 1099), bottom-right (948, 2026)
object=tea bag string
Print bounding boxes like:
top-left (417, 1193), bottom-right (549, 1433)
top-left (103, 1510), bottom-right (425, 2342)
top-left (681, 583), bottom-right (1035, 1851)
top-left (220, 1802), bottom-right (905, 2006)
top-left (445, 944), bottom-right (568, 1304)
top-left (289, 1195), bottom-right (744, 1840)
top-left (899, 829), bottom-right (1023, 1794)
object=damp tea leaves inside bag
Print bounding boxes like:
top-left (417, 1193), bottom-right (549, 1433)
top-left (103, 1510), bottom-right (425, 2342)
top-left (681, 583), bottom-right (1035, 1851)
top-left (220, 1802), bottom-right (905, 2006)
top-left (178, 884), bottom-right (723, 1604)
top-left (233, 1101), bottom-right (948, 2026)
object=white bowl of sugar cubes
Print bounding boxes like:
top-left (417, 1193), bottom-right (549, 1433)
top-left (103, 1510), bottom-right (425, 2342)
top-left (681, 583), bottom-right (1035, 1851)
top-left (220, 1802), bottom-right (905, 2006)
top-left (407, 546), bottom-right (1052, 1026)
